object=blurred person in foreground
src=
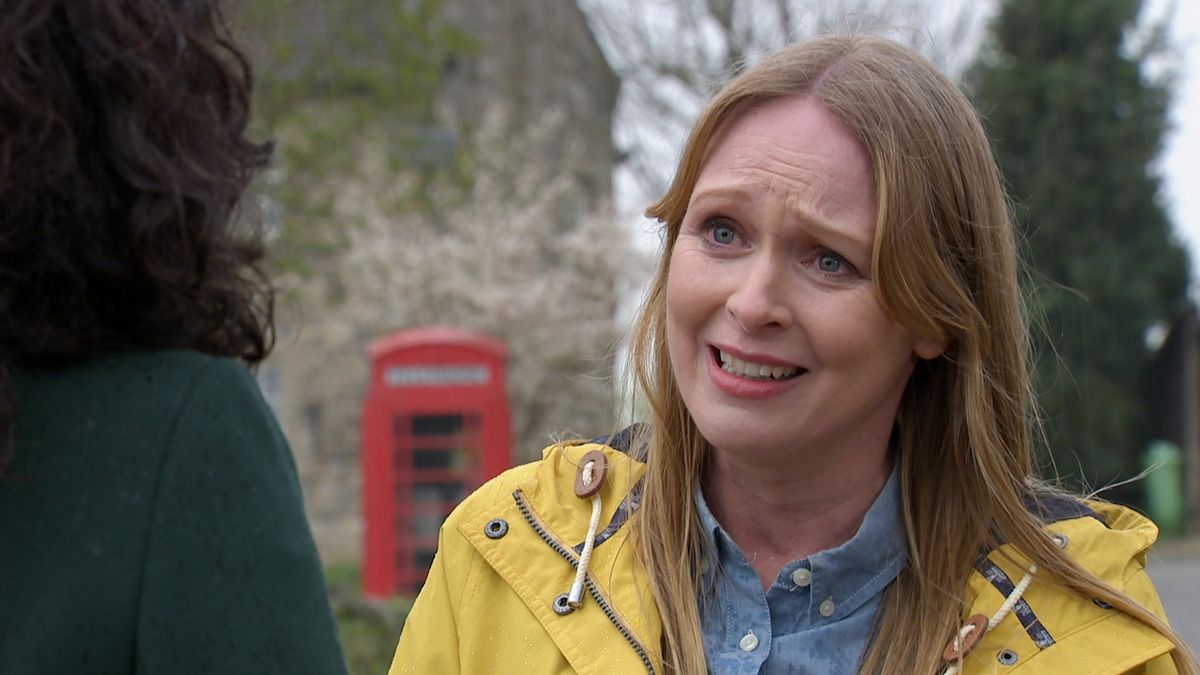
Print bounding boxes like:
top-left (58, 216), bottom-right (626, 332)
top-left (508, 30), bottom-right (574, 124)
top-left (0, 1), bottom-right (347, 673)
top-left (390, 35), bottom-right (1197, 674)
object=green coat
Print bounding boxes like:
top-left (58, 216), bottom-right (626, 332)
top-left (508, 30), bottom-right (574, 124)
top-left (391, 435), bottom-right (1178, 674)
top-left (0, 350), bottom-right (347, 675)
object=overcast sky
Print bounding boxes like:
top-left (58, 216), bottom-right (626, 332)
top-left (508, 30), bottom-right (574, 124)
top-left (1159, 1), bottom-right (1200, 290)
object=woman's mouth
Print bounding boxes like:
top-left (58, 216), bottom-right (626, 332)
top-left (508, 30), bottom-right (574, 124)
top-left (715, 348), bottom-right (804, 381)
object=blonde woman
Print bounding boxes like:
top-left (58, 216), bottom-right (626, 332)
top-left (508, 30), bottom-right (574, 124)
top-left (390, 36), bottom-right (1197, 674)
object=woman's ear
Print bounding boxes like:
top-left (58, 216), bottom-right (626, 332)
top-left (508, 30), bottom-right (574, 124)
top-left (914, 334), bottom-right (948, 361)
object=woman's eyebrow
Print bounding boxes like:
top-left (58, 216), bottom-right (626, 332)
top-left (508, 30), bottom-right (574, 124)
top-left (686, 185), bottom-right (748, 212)
top-left (688, 185), bottom-right (872, 253)
top-left (789, 208), bottom-right (872, 254)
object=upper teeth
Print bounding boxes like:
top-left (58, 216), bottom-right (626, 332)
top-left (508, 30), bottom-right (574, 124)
top-left (718, 350), bottom-right (800, 380)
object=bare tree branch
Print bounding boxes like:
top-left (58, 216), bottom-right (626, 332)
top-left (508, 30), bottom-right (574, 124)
top-left (578, 0), bottom-right (991, 212)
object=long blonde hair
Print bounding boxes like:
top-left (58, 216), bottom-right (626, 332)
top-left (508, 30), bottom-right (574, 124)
top-left (628, 35), bottom-right (1197, 675)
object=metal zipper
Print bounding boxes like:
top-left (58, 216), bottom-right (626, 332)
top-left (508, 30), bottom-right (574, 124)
top-left (512, 489), bottom-right (657, 675)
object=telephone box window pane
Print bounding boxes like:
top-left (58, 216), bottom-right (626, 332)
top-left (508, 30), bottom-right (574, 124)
top-left (412, 512), bottom-right (446, 537)
top-left (414, 549), bottom-right (437, 570)
top-left (411, 414), bottom-right (464, 436)
top-left (412, 448), bottom-right (462, 470)
top-left (412, 482), bottom-right (465, 503)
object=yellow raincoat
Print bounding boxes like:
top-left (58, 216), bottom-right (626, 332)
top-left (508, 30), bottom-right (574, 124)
top-left (390, 435), bottom-right (1178, 674)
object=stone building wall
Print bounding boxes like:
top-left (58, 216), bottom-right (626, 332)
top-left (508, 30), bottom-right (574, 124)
top-left (438, 0), bottom-right (617, 208)
top-left (260, 0), bottom-right (618, 565)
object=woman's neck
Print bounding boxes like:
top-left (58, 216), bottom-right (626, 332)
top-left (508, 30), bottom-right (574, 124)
top-left (702, 443), bottom-right (892, 591)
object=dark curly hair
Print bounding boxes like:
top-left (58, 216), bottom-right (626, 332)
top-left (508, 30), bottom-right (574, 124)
top-left (0, 0), bottom-right (274, 473)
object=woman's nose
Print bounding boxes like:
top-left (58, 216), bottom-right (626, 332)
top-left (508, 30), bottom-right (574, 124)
top-left (725, 255), bottom-right (792, 332)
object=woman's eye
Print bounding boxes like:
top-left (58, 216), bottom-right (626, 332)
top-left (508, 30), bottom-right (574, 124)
top-left (817, 253), bottom-right (844, 273)
top-left (710, 223), bottom-right (737, 245)
top-left (815, 251), bottom-right (857, 277)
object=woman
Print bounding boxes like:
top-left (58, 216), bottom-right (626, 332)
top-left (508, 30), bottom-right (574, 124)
top-left (0, 2), bottom-right (347, 673)
top-left (391, 36), bottom-right (1196, 674)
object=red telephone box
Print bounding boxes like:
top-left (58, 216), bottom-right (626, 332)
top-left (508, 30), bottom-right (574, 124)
top-left (362, 327), bottom-right (512, 597)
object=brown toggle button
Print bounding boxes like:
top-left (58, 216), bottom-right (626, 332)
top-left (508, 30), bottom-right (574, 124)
top-left (942, 614), bottom-right (988, 662)
top-left (574, 450), bottom-right (607, 499)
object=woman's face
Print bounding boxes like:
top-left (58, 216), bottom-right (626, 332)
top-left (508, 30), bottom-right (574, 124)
top-left (665, 96), bottom-right (941, 464)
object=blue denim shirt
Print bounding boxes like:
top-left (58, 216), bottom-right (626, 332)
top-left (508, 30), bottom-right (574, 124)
top-left (696, 468), bottom-right (907, 674)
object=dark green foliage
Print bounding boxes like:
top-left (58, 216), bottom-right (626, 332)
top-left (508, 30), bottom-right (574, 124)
top-left (235, 0), bottom-right (475, 277)
top-left (327, 565), bottom-right (412, 675)
top-left (968, 0), bottom-right (1190, 492)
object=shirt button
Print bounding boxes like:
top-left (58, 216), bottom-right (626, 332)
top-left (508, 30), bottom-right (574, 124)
top-left (819, 598), bottom-right (836, 617)
top-left (739, 631), bottom-right (759, 652)
top-left (791, 568), bottom-right (812, 587)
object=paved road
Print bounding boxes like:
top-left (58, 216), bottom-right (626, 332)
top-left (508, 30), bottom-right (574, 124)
top-left (1147, 547), bottom-right (1200, 651)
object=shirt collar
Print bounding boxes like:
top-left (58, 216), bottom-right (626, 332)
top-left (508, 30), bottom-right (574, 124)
top-left (695, 465), bottom-right (908, 620)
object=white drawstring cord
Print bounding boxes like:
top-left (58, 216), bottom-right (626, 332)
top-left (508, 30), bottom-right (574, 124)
top-left (986, 563), bottom-right (1037, 632)
top-left (943, 563), bottom-right (1038, 675)
top-left (568, 460), bottom-right (603, 607)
